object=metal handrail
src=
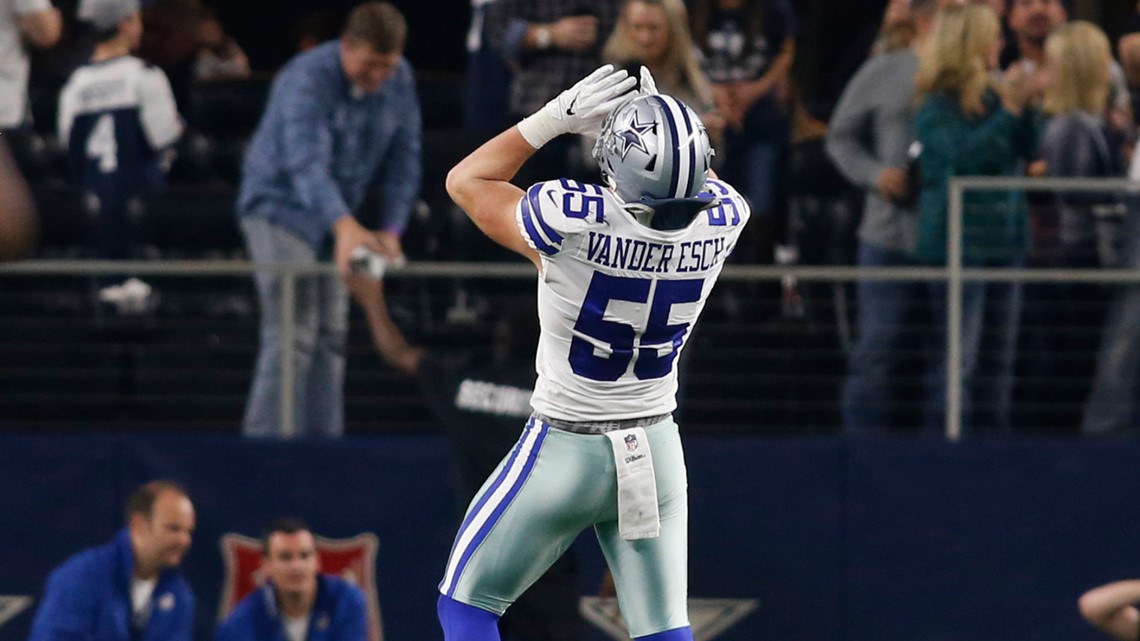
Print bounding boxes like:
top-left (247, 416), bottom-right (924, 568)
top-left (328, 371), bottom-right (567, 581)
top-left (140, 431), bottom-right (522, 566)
top-left (946, 176), bottom-right (1139, 441)
top-left (4, 175), bottom-right (1136, 437)
top-left (7, 260), bottom-right (1140, 282)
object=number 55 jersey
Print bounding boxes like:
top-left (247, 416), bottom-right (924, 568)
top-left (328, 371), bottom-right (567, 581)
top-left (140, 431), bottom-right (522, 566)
top-left (516, 176), bottom-right (750, 422)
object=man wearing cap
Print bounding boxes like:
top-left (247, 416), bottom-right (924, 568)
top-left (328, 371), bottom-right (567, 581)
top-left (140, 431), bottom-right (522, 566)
top-left (57, 0), bottom-right (182, 301)
top-left (0, 0), bottom-right (61, 132)
top-left (27, 481), bottom-right (197, 641)
top-left (236, 1), bottom-right (421, 439)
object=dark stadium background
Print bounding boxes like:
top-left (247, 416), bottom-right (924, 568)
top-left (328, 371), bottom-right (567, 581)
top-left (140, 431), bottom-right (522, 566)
top-left (6, 2), bottom-right (1140, 641)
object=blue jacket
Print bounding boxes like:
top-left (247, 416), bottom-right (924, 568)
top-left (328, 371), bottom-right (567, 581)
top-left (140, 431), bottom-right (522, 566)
top-left (237, 41), bottom-right (422, 250)
top-left (216, 575), bottom-right (368, 641)
top-left (27, 529), bottom-right (195, 641)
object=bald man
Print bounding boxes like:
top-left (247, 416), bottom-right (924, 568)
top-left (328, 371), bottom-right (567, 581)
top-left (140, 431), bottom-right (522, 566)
top-left (29, 480), bottom-right (197, 641)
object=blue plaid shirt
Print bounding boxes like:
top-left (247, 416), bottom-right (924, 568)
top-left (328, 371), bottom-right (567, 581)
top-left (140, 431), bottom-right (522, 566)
top-left (237, 41), bottom-right (422, 249)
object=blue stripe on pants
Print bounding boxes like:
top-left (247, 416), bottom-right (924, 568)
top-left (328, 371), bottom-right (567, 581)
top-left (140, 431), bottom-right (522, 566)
top-left (442, 419), bottom-right (549, 595)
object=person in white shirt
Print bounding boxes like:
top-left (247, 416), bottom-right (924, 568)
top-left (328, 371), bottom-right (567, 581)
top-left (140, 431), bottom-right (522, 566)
top-left (58, 0), bottom-right (182, 264)
top-left (0, 0), bottom-right (60, 131)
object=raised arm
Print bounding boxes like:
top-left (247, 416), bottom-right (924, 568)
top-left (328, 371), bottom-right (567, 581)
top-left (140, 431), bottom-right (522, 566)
top-left (445, 64), bottom-right (637, 270)
top-left (18, 3), bottom-right (61, 49)
top-left (445, 128), bottom-right (541, 268)
top-left (345, 275), bottom-right (423, 376)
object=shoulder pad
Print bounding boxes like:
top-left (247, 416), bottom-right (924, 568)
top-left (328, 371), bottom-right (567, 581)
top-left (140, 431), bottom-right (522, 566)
top-left (695, 179), bottom-right (751, 229)
top-left (517, 178), bottom-right (609, 256)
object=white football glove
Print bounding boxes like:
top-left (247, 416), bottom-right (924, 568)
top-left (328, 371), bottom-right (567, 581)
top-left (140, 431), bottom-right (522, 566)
top-left (517, 64), bottom-right (638, 149)
top-left (638, 65), bottom-right (658, 96)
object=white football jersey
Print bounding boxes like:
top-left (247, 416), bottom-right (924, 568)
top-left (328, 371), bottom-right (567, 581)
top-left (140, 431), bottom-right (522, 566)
top-left (58, 56), bottom-right (183, 202)
top-left (59, 56), bottom-right (182, 151)
top-left (516, 177), bottom-right (751, 421)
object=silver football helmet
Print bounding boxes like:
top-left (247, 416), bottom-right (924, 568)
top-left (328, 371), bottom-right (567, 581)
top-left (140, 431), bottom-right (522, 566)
top-left (592, 93), bottom-right (714, 204)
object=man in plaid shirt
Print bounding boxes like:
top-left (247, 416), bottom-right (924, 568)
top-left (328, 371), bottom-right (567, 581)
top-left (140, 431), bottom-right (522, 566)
top-left (484, 0), bottom-right (621, 179)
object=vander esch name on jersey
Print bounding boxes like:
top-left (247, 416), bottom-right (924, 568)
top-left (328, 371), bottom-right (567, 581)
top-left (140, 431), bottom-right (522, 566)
top-left (454, 380), bottom-right (532, 418)
top-left (586, 231), bottom-right (730, 274)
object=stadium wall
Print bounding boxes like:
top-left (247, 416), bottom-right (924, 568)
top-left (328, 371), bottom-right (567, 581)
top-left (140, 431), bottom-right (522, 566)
top-left (0, 434), bottom-right (1134, 641)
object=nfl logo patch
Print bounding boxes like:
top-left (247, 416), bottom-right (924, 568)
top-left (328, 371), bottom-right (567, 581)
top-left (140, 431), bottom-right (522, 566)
top-left (219, 531), bottom-right (383, 641)
top-left (624, 434), bottom-right (638, 452)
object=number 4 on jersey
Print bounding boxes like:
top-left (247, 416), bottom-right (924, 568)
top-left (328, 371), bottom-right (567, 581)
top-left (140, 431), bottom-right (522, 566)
top-left (86, 114), bottom-right (118, 174)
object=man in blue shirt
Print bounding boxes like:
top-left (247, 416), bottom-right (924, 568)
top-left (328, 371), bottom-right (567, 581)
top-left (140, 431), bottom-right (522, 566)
top-left (28, 480), bottom-right (197, 641)
top-left (217, 518), bottom-right (369, 641)
top-left (237, 1), bottom-right (422, 438)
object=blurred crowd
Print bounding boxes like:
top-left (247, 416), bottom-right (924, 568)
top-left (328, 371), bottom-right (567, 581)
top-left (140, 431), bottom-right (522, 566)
top-left (1, 0), bottom-right (1140, 436)
top-left (828, 0), bottom-right (1140, 437)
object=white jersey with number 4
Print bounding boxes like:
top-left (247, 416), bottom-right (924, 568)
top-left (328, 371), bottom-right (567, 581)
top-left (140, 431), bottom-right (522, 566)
top-left (57, 56), bottom-right (182, 209)
top-left (515, 177), bottom-right (751, 422)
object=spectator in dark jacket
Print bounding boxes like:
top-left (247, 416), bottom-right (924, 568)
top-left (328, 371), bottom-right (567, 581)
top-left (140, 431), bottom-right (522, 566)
top-left (1083, 152), bottom-right (1140, 436)
top-left (1027, 21), bottom-right (1126, 434)
top-left (1040, 21), bottom-right (1125, 267)
top-left (1071, 23), bottom-right (1140, 433)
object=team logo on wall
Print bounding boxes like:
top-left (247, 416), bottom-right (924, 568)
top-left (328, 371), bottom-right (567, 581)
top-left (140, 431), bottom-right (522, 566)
top-left (0, 595), bottom-right (32, 630)
top-left (580, 597), bottom-right (758, 641)
top-left (219, 532), bottom-right (383, 641)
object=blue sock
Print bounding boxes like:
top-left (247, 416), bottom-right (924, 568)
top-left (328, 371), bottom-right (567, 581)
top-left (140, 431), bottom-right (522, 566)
top-left (635, 626), bottom-right (695, 641)
top-left (437, 594), bottom-right (501, 641)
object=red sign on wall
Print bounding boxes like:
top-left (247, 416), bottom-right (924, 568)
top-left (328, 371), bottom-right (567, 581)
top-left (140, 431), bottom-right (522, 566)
top-left (218, 532), bottom-right (383, 641)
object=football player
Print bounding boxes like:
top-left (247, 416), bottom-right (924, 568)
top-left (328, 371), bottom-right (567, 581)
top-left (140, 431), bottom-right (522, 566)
top-left (438, 65), bottom-right (751, 641)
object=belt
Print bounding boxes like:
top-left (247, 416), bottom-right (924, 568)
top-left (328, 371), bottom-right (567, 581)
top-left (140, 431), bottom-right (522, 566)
top-left (533, 413), bottom-right (671, 435)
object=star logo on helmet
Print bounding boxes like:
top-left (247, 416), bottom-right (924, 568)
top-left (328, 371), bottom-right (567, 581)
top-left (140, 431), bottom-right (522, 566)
top-left (616, 112), bottom-right (655, 160)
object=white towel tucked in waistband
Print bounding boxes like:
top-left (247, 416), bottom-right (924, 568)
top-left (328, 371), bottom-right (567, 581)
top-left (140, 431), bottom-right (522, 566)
top-left (605, 427), bottom-right (660, 540)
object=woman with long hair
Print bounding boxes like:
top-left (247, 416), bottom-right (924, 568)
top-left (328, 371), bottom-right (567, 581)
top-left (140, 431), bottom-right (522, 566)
top-left (1054, 21), bottom-right (1140, 436)
top-left (1040, 21), bottom-right (1122, 267)
top-left (603, 0), bottom-right (717, 119)
top-left (913, 3), bottom-right (1037, 434)
top-left (1020, 22), bottom-right (1124, 433)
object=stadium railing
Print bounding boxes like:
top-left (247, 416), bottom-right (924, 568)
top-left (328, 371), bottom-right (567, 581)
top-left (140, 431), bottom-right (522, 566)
top-left (2, 176), bottom-right (1139, 438)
